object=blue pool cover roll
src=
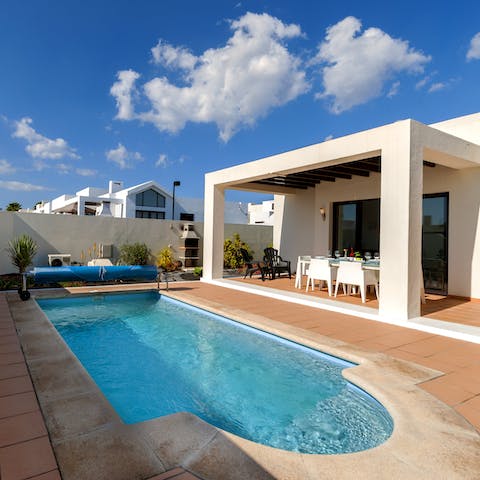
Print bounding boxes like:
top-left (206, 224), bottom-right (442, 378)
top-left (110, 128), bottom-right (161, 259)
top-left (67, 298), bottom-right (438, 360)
top-left (32, 265), bottom-right (158, 283)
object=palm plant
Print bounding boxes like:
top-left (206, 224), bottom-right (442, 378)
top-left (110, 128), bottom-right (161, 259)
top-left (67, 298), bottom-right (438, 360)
top-left (7, 235), bottom-right (38, 273)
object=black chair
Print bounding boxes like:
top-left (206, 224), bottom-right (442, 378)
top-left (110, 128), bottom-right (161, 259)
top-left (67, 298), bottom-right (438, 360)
top-left (240, 248), bottom-right (264, 279)
top-left (263, 247), bottom-right (291, 280)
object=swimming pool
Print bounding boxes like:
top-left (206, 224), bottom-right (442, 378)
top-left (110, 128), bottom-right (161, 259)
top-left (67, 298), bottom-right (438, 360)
top-left (38, 291), bottom-right (393, 454)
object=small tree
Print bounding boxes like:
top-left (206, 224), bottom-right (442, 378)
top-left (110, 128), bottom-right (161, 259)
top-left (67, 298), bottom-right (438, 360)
top-left (156, 246), bottom-right (177, 271)
top-left (7, 235), bottom-right (38, 273)
top-left (224, 233), bottom-right (254, 269)
top-left (6, 202), bottom-right (21, 212)
top-left (118, 243), bottom-right (151, 265)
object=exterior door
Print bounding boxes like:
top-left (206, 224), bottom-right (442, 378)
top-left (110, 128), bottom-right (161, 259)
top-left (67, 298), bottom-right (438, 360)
top-left (422, 193), bottom-right (448, 295)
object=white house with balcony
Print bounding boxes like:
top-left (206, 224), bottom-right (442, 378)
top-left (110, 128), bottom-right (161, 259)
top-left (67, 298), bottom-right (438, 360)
top-left (202, 112), bottom-right (480, 326)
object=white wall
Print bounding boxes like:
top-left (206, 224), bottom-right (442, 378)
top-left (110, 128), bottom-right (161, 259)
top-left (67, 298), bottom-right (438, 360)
top-left (0, 212), bottom-right (272, 275)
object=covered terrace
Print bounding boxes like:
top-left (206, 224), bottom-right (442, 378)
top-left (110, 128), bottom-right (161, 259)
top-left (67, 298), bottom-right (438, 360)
top-left (202, 114), bottom-right (480, 326)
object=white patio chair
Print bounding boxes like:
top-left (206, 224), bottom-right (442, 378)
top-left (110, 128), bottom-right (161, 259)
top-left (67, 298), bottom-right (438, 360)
top-left (295, 255), bottom-right (311, 288)
top-left (305, 258), bottom-right (337, 296)
top-left (334, 261), bottom-right (379, 303)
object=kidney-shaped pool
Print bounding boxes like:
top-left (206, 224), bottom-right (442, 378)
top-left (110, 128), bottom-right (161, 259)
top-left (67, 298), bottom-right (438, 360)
top-left (38, 291), bottom-right (393, 454)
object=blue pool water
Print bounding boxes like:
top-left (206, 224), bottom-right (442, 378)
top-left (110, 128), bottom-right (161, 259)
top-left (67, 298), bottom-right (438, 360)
top-left (38, 291), bottom-right (393, 454)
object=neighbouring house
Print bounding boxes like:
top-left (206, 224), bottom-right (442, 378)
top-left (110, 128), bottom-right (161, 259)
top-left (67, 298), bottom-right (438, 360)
top-left (33, 180), bottom-right (249, 224)
top-left (202, 112), bottom-right (480, 323)
top-left (248, 200), bottom-right (275, 225)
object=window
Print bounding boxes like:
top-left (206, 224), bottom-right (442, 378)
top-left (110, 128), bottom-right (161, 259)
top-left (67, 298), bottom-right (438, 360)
top-left (332, 199), bottom-right (381, 254)
top-left (180, 213), bottom-right (195, 221)
top-left (135, 189), bottom-right (166, 208)
top-left (135, 211), bottom-right (165, 219)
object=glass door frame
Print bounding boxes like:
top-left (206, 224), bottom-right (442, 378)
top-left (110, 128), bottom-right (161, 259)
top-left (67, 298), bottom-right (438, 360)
top-left (422, 192), bottom-right (449, 295)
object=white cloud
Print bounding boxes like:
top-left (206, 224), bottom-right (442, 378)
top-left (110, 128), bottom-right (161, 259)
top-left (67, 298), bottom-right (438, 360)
top-left (57, 163), bottom-right (71, 174)
top-left (12, 117), bottom-right (79, 160)
top-left (155, 153), bottom-right (168, 167)
top-left (106, 143), bottom-right (143, 169)
top-left (428, 82), bottom-right (447, 93)
top-left (415, 75), bottom-right (431, 90)
top-left (467, 32), bottom-right (480, 61)
top-left (151, 41), bottom-right (197, 70)
top-left (110, 70), bottom-right (140, 120)
top-left (76, 168), bottom-right (97, 176)
top-left (387, 81), bottom-right (400, 98)
top-left (312, 17), bottom-right (430, 113)
top-left (0, 180), bottom-right (49, 191)
top-left (111, 12), bottom-right (309, 141)
top-left (0, 159), bottom-right (15, 174)
top-left (324, 134), bottom-right (334, 141)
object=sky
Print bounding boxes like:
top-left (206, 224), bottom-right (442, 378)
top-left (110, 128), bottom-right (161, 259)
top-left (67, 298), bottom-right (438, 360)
top-left (1, 0), bottom-right (480, 210)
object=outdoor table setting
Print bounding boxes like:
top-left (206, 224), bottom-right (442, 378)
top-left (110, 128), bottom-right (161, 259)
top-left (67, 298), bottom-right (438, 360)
top-left (295, 254), bottom-right (380, 289)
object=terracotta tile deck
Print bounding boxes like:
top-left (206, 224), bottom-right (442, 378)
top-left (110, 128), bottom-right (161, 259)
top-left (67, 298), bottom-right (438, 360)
top-left (0, 294), bottom-right (61, 480)
top-left (239, 273), bottom-right (480, 328)
top-left (1, 280), bottom-right (480, 478)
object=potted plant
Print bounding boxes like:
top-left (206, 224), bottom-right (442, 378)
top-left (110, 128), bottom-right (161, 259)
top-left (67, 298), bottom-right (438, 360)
top-left (7, 234), bottom-right (38, 300)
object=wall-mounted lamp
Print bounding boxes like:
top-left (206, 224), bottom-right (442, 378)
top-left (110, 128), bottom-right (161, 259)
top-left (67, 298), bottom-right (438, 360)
top-left (319, 207), bottom-right (326, 221)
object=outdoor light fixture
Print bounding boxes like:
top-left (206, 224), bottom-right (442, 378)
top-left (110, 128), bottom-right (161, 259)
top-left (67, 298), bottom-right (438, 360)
top-left (319, 207), bottom-right (326, 220)
top-left (172, 180), bottom-right (181, 220)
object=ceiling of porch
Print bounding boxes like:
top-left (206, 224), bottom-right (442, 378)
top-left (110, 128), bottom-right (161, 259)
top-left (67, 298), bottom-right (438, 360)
top-left (244, 156), bottom-right (436, 191)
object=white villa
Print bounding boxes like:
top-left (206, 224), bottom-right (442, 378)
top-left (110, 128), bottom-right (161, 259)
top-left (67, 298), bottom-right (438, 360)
top-left (34, 180), bottom-right (249, 224)
top-left (202, 112), bottom-right (480, 324)
top-left (248, 200), bottom-right (275, 225)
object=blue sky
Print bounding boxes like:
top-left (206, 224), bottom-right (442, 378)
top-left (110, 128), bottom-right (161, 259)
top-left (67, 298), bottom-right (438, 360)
top-left (1, 0), bottom-right (480, 210)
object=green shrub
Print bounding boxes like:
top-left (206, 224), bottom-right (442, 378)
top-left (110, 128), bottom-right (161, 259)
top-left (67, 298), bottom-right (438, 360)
top-left (223, 233), bottom-right (253, 269)
top-left (7, 235), bottom-right (38, 273)
top-left (156, 246), bottom-right (177, 271)
top-left (193, 266), bottom-right (203, 277)
top-left (118, 243), bottom-right (151, 265)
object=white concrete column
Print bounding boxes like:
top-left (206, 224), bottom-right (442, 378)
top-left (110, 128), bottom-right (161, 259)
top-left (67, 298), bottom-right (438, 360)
top-left (77, 197), bottom-right (85, 216)
top-left (379, 121), bottom-right (423, 320)
top-left (202, 178), bottom-right (225, 280)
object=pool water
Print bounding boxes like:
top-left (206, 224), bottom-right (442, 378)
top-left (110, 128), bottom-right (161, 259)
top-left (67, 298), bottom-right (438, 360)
top-left (38, 291), bottom-right (393, 454)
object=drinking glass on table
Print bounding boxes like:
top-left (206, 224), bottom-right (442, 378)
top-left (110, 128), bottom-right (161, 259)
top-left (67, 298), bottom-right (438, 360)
top-left (374, 252), bottom-right (380, 260)
top-left (364, 251), bottom-right (372, 261)
top-left (334, 250), bottom-right (340, 259)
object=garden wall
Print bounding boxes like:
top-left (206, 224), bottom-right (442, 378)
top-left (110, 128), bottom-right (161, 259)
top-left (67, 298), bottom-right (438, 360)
top-left (0, 212), bottom-right (272, 275)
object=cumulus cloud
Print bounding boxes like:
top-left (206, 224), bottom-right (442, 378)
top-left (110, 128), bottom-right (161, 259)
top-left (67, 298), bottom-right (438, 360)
top-left (106, 143), bottom-right (143, 169)
top-left (0, 159), bottom-right (15, 174)
top-left (467, 32), bottom-right (480, 60)
top-left (0, 180), bottom-right (48, 191)
top-left (151, 41), bottom-right (197, 70)
top-left (76, 168), bottom-right (97, 176)
top-left (12, 117), bottom-right (79, 160)
top-left (110, 70), bottom-right (140, 120)
top-left (312, 17), bottom-right (430, 113)
top-left (155, 153), bottom-right (168, 168)
top-left (111, 12), bottom-right (309, 141)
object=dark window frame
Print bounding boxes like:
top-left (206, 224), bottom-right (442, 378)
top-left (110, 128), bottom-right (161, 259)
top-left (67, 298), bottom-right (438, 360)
top-left (135, 189), bottom-right (166, 208)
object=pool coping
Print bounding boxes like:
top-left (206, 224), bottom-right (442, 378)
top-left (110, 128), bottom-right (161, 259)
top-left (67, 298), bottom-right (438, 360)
top-left (7, 286), bottom-right (480, 480)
